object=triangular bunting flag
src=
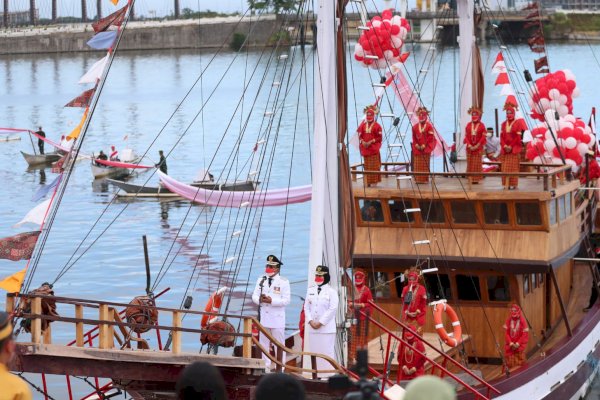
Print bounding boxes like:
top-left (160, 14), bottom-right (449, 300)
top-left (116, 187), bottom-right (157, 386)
top-left (534, 56), bottom-right (548, 74)
top-left (65, 88), bottom-right (95, 108)
top-left (79, 55), bottom-right (109, 84)
top-left (87, 31), bottom-right (118, 50)
top-left (14, 199), bottom-right (51, 227)
top-left (0, 268), bottom-right (27, 293)
top-left (66, 108), bottom-right (89, 141)
top-left (492, 61), bottom-right (506, 75)
top-left (32, 175), bottom-right (61, 202)
top-left (0, 231), bottom-right (41, 261)
top-left (111, 0), bottom-right (119, 5)
top-left (92, 5), bottom-right (127, 33)
top-left (500, 84), bottom-right (515, 96)
top-left (493, 52), bottom-right (504, 65)
top-left (495, 73), bottom-right (509, 85)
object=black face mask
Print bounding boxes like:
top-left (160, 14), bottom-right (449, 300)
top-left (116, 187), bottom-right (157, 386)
top-left (320, 274), bottom-right (330, 286)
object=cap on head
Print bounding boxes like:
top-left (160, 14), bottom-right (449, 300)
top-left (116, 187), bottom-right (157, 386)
top-left (266, 254), bottom-right (282, 267)
top-left (315, 265), bottom-right (329, 276)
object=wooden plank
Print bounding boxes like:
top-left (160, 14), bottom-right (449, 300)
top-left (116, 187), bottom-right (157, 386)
top-left (30, 297), bottom-right (41, 344)
top-left (98, 304), bottom-right (110, 349)
top-left (75, 304), bottom-right (84, 347)
top-left (107, 307), bottom-right (116, 349)
top-left (242, 318), bottom-right (252, 359)
top-left (5, 294), bottom-right (15, 313)
top-left (172, 311), bottom-right (181, 354)
top-left (43, 325), bottom-right (51, 345)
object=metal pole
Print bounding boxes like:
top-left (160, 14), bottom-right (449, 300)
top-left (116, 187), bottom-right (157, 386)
top-left (3, 0), bottom-right (8, 28)
top-left (29, 0), bottom-right (36, 25)
top-left (174, 0), bottom-right (180, 19)
top-left (81, 0), bottom-right (87, 22)
top-left (97, 0), bottom-right (102, 20)
top-left (142, 235), bottom-right (151, 295)
top-left (52, 0), bottom-right (57, 22)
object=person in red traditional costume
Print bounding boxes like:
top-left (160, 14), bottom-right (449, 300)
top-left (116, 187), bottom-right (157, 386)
top-left (397, 325), bottom-right (426, 382)
top-left (358, 105), bottom-right (383, 187)
top-left (503, 304), bottom-right (529, 369)
top-left (463, 106), bottom-right (487, 183)
top-left (411, 107), bottom-right (436, 184)
top-left (500, 97), bottom-right (526, 190)
top-left (348, 268), bottom-right (373, 363)
top-left (400, 268), bottom-right (427, 333)
top-left (109, 145), bottom-right (120, 161)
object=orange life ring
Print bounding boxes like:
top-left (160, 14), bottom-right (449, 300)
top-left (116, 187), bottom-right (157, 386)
top-left (432, 302), bottom-right (462, 347)
top-left (201, 287), bottom-right (227, 328)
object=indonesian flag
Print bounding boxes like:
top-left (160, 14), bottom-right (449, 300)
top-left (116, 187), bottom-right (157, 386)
top-left (492, 52), bottom-right (506, 75)
top-left (0, 268), bottom-right (27, 293)
top-left (66, 107), bottom-right (89, 141)
top-left (0, 231), bottom-right (40, 261)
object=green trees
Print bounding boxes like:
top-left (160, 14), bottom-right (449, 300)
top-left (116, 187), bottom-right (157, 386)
top-left (248, 0), bottom-right (299, 14)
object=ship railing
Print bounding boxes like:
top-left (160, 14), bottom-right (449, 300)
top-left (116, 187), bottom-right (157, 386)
top-left (6, 292), bottom-right (347, 379)
top-left (363, 300), bottom-right (501, 399)
top-left (350, 162), bottom-right (573, 191)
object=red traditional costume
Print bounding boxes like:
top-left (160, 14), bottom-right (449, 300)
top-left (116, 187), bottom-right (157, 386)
top-left (348, 269), bottom-right (373, 362)
top-left (503, 304), bottom-right (529, 369)
top-left (401, 269), bottom-right (427, 329)
top-left (411, 107), bottom-right (436, 184)
top-left (397, 328), bottom-right (426, 381)
top-left (358, 105), bottom-right (383, 186)
top-left (464, 107), bottom-right (487, 183)
top-left (500, 98), bottom-right (526, 189)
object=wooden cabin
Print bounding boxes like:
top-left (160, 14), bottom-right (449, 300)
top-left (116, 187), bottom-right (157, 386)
top-left (350, 162), bottom-right (597, 379)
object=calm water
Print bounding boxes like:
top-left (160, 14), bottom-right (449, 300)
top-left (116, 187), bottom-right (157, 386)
top-left (1, 41), bottom-right (599, 397)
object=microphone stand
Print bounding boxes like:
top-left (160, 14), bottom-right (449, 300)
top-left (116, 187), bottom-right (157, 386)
top-left (257, 276), bottom-right (267, 323)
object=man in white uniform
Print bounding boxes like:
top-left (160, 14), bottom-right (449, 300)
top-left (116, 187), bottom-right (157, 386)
top-left (252, 254), bottom-right (290, 371)
top-left (304, 265), bottom-right (339, 377)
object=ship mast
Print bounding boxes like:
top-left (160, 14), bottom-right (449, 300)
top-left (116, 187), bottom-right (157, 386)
top-left (456, 0), bottom-right (476, 162)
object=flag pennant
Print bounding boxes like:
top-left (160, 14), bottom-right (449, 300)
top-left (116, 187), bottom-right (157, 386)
top-left (525, 10), bottom-right (540, 19)
top-left (493, 52), bottom-right (504, 65)
top-left (92, 5), bottom-right (128, 33)
top-left (111, 0), bottom-right (119, 5)
top-left (522, 2), bottom-right (539, 10)
top-left (0, 268), bottom-right (27, 292)
top-left (0, 231), bottom-right (41, 261)
top-left (492, 61), bottom-right (506, 75)
top-left (87, 31), bottom-right (118, 50)
top-left (79, 55), bottom-right (109, 84)
top-left (524, 21), bottom-right (540, 29)
top-left (67, 108), bottom-right (89, 141)
top-left (14, 199), bottom-right (51, 227)
top-left (495, 73), bottom-right (509, 85)
top-left (65, 88), bottom-right (95, 108)
top-left (500, 84), bottom-right (515, 96)
top-left (32, 175), bottom-right (61, 202)
top-left (534, 57), bottom-right (548, 74)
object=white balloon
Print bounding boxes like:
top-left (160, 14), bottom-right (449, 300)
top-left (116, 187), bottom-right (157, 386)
top-left (391, 15), bottom-right (402, 26)
top-left (572, 165), bottom-right (581, 174)
top-left (558, 120), bottom-right (573, 131)
top-left (573, 87), bottom-right (581, 98)
top-left (563, 69), bottom-right (576, 81)
top-left (558, 94), bottom-right (568, 104)
top-left (384, 50), bottom-right (394, 60)
top-left (549, 88), bottom-right (561, 100)
top-left (565, 137), bottom-right (577, 149)
top-left (558, 105), bottom-right (569, 117)
top-left (564, 114), bottom-right (576, 123)
top-left (557, 138), bottom-right (565, 148)
top-left (565, 159), bottom-right (577, 166)
top-left (391, 37), bottom-right (403, 49)
top-left (588, 134), bottom-right (596, 146)
top-left (533, 156), bottom-right (542, 164)
top-left (354, 44), bottom-right (365, 57)
top-left (584, 126), bottom-right (592, 134)
top-left (540, 98), bottom-right (551, 110)
top-left (550, 100), bottom-right (561, 110)
top-left (376, 59), bottom-right (387, 69)
top-left (544, 139), bottom-right (556, 151)
top-left (552, 157), bottom-right (563, 164)
top-left (577, 143), bottom-right (590, 156)
top-left (372, 20), bottom-right (382, 28)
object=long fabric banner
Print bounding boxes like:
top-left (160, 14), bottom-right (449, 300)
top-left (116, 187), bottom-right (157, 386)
top-left (0, 231), bottom-right (41, 261)
top-left (93, 158), bottom-right (153, 169)
top-left (158, 171), bottom-right (311, 207)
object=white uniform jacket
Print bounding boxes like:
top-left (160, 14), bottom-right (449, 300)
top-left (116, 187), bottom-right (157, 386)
top-left (304, 283), bottom-right (338, 334)
top-left (252, 274), bottom-right (290, 329)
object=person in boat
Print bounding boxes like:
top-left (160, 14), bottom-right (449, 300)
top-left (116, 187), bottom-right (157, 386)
top-left (397, 324), bottom-right (426, 382)
top-left (109, 145), bottom-right (119, 161)
top-left (411, 106), bottom-right (436, 184)
top-left (155, 150), bottom-right (168, 174)
top-left (357, 105), bottom-right (383, 187)
top-left (36, 126), bottom-right (46, 155)
top-left (503, 303), bottom-right (529, 370)
top-left (251, 255), bottom-right (290, 371)
top-left (175, 361), bottom-right (227, 400)
top-left (463, 106), bottom-right (487, 184)
top-left (348, 268), bottom-right (373, 364)
top-left (304, 265), bottom-right (338, 377)
top-left (0, 311), bottom-right (33, 400)
top-left (95, 150), bottom-right (108, 166)
top-left (400, 267), bottom-right (427, 334)
top-left (485, 127), bottom-right (500, 162)
top-left (500, 98), bottom-right (526, 190)
top-left (360, 200), bottom-right (383, 222)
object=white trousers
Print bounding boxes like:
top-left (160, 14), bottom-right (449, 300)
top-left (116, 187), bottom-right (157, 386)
top-left (306, 332), bottom-right (336, 377)
top-left (259, 327), bottom-right (285, 369)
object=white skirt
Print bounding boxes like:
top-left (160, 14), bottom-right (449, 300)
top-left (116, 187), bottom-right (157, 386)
top-left (306, 332), bottom-right (337, 377)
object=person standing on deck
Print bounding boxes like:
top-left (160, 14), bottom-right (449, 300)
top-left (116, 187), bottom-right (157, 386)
top-left (401, 268), bottom-right (427, 334)
top-left (348, 269), bottom-right (373, 364)
top-left (397, 325), bottom-right (426, 382)
top-left (36, 126), bottom-right (45, 155)
top-left (463, 107), bottom-right (487, 184)
top-left (500, 97), bottom-right (526, 190)
top-left (503, 304), bottom-right (529, 370)
top-left (0, 311), bottom-right (33, 400)
top-left (485, 127), bottom-right (501, 162)
top-left (304, 265), bottom-right (339, 376)
top-left (109, 145), bottom-right (119, 161)
top-left (411, 107), bottom-right (436, 184)
top-left (357, 105), bottom-right (383, 187)
top-left (155, 150), bottom-right (168, 174)
top-left (252, 255), bottom-right (290, 371)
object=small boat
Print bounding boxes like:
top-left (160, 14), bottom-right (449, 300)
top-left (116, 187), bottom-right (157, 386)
top-left (91, 162), bottom-right (132, 180)
top-left (107, 178), bottom-right (259, 197)
top-left (20, 151), bottom-right (62, 166)
top-left (0, 134), bottom-right (21, 142)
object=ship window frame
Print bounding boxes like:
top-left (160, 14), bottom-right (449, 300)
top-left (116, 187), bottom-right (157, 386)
top-left (481, 201), bottom-right (511, 227)
top-left (418, 199), bottom-right (446, 226)
top-left (388, 198), bottom-right (418, 225)
top-left (357, 198), bottom-right (386, 225)
top-left (515, 201), bottom-right (543, 227)
top-left (523, 274), bottom-right (530, 295)
top-left (455, 274), bottom-right (482, 302)
top-left (423, 273), bottom-right (453, 302)
top-left (548, 199), bottom-right (557, 226)
top-left (449, 200), bottom-right (478, 226)
top-left (558, 195), bottom-right (566, 222)
top-left (486, 275), bottom-right (512, 302)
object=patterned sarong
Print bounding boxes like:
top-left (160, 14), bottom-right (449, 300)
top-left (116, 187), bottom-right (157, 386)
top-left (349, 319), bottom-right (369, 362)
top-left (413, 154), bottom-right (431, 183)
top-left (505, 351), bottom-right (525, 369)
top-left (364, 153), bottom-right (382, 185)
top-left (501, 153), bottom-right (520, 187)
top-left (467, 151), bottom-right (484, 183)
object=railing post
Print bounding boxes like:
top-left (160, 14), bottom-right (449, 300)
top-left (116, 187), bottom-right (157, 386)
top-left (311, 355), bottom-right (318, 379)
top-left (5, 293), bottom-right (15, 313)
top-left (75, 304), bottom-right (84, 347)
top-left (172, 311), bottom-right (181, 354)
top-left (543, 175), bottom-right (548, 191)
top-left (98, 304), bottom-right (110, 349)
top-left (43, 324), bottom-right (52, 344)
top-left (351, 166), bottom-right (357, 182)
top-left (242, 318), bottom-right (252, 359)
top-left (276, 347), bottom-right (283, 372)
top-left (107, 307), bottom-right (116, 349)
top-left (30, 297), bottom-right (42, 344)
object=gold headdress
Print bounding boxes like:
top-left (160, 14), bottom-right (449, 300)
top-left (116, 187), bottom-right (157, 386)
top-left (416, 106), bottom-right (430, 115)
top-left (467, 105), bottom-right (483, 115)
top-left (364, 105), bottom-right (379, 114)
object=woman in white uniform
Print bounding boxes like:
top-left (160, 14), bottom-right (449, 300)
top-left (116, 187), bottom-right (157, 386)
top-left (304, 265), bottom-right (339, 376)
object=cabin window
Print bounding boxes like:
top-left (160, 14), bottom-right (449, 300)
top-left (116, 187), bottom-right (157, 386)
top-left (389, 199), bottom-right (416, 223)
top-left (450, 201), bottom-right (477, 225)
top-left (523, 274), bottom-right (530, 295)
top-left (531, 273), bottom-right (537, 289)
top-left (456, 274), bottom-right (481, 301)
top-left (419, 200), bottom-right (445, 224)
top-left (565, 193), bottom-right (572, 216)
top-left (373, 272), bottom-right (391, 299)
top-left (483, 202), bottom-right (509, 225)
top-left (359, 199), bottom-right (384, 222)
top-left (538, 273), bottom-right (544, 286)
top-left (558, 196), bottom-right (566, 221)
top-left (487, 275), bottom-right (511, 301)
top-left (515, 202), bottom-right (542, 226)
top-left (423, 273), bottom-right (452, 301)
top-left (549, 200), bottom-right (557, 225)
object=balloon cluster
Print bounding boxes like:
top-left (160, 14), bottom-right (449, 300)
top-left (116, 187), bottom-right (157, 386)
top-left (353, 9), bottom-right (411, 69)
top-left (528, 70), bottom-right (580, 121)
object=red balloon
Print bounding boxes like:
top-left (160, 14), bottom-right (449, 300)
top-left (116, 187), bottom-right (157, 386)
top-left (526, 148), bottom-right (537, 160)
top-left (560, 127), bottom-right (573, 138)
top-left (538, 85), bottom-right (549, 98)
top-left (355, 54), bottom-right (364, 61)
top-left (566, 80), bottom-right (576, 91)
top-left (372, 16), bottom-right (382, 22)
top-left (382, 21), bottom-right (392, 31)
top-left (581, 134), bottom-right (592, 144)
top-left (391, 25), bottom-right (400, 35)
top-left (566, 148), bottom-right (580, 160)
top-left (557, 83), bottom-right (568, 94)
top-left (552, 147), bottom-right (561, 158)
top-left (575, 119), bottom-right (585, 128)
top-left (382, 9), bottom-right (393, 20)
